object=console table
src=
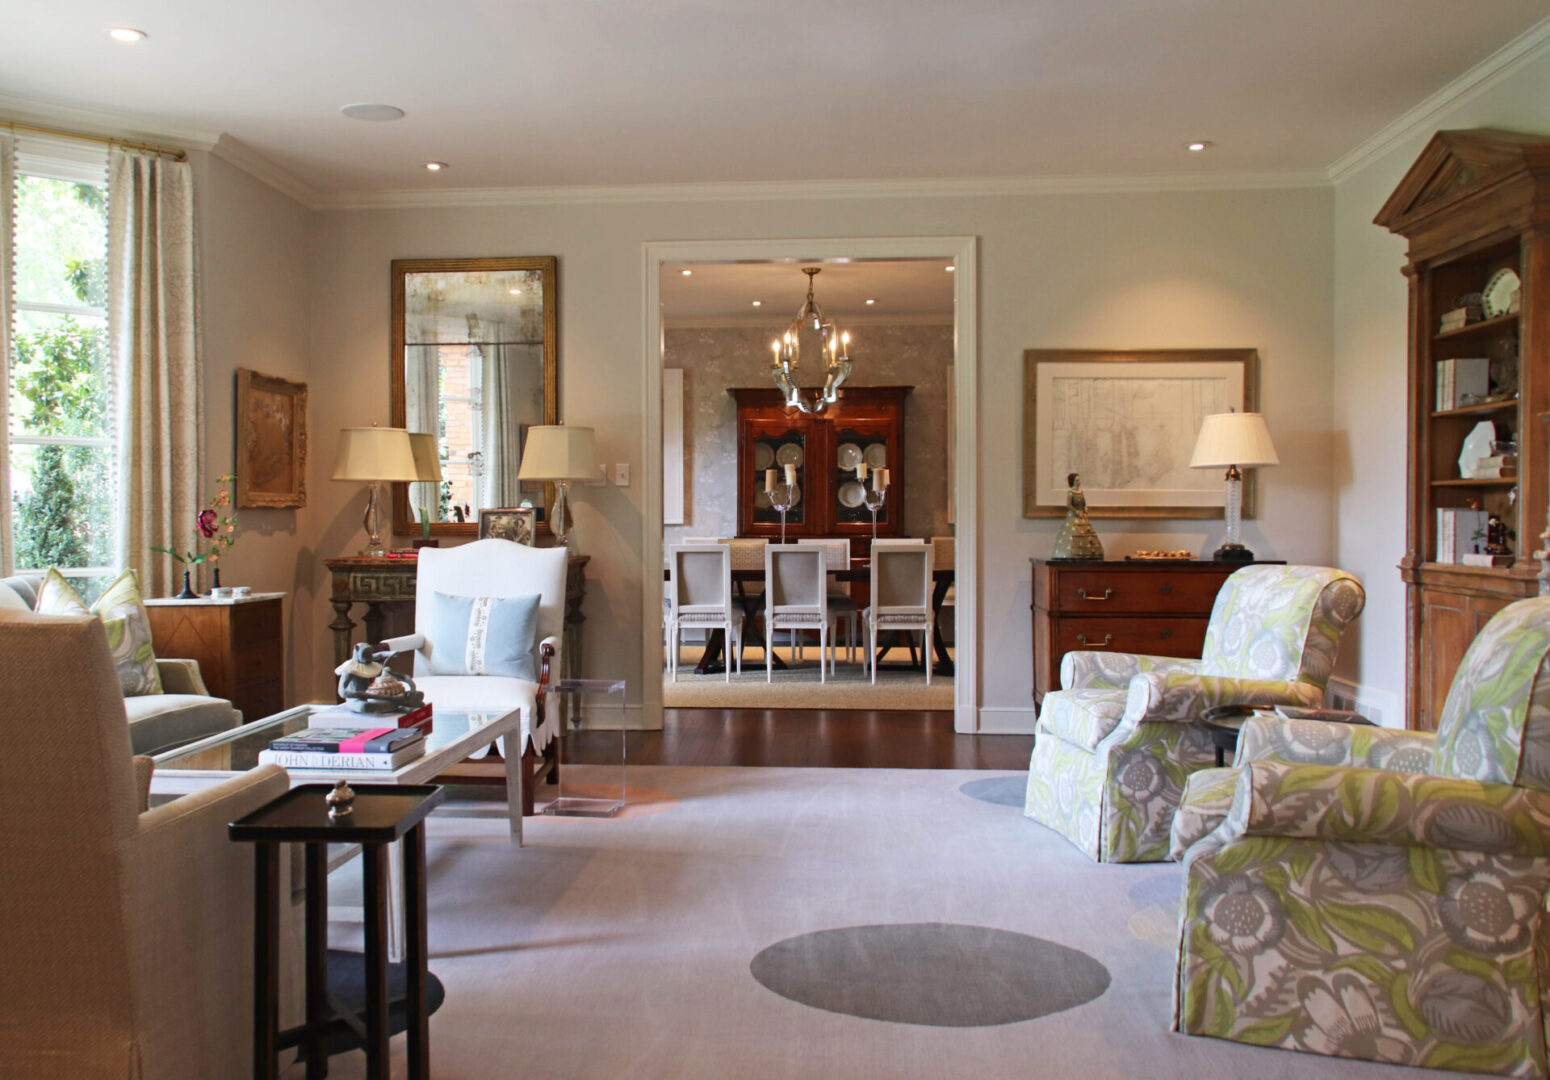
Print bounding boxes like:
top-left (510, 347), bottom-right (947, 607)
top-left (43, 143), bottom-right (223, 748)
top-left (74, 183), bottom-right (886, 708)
top-left (1031, 559), bottom-right (1271, 704)
top-left (323, 554), bottom-right (589, 682)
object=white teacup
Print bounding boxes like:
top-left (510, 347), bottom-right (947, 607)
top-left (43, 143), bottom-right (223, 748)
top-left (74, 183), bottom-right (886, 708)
top-left (210, 587), bottom-right (234, 599)
top-left (231, 586), bottom-right (251, 599)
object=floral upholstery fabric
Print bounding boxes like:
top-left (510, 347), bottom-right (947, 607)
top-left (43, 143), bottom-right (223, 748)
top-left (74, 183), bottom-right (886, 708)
top-left (1432, 597), bottom-right (1550, 792)
top-left (1175, 761), bottom-right (1550, 1076)
top-left (1169, 766), bottom-right (1241, 860)
top-left (1238, 715), bottom-right (1435, 772)
top-left (1199, 565), bottom-right (1366, 688)
top-left (1060, 650), bottom-right (1198, 692)
top-left (1027, 565), bottom-right (1365, 863)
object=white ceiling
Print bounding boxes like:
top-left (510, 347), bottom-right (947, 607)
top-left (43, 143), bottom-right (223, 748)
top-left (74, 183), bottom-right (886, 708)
top-left (1, 2), bottom-right (1547, 198)
top-left (662, 259), bottom-right (956, 324)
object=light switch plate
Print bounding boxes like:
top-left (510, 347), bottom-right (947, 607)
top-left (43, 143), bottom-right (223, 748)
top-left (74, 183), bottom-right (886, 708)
top-left (612, 463), bottom-right (631, 486)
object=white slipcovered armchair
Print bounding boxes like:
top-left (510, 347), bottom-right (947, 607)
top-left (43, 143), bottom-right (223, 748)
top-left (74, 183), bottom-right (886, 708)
top-left (379, 539), bottom-right (568, 815)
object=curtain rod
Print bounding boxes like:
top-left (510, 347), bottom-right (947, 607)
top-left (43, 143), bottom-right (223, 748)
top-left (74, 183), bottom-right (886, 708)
top-left (1, 120), bottom-right (187, 161)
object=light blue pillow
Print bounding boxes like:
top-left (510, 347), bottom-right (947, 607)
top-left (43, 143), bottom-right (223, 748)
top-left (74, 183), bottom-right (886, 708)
top-left (428, 591), bottom-right (541, 680)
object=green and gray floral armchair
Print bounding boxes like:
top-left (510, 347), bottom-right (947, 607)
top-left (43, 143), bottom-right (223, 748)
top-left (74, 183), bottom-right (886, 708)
top-left (1171, 596), bottom-right (1550, 1076)
top-left (1024, 564), bottom-right (1366, 862)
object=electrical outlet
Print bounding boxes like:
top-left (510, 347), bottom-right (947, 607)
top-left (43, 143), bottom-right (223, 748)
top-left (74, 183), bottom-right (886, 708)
top-left (612, 463), bottom-right (631, 487)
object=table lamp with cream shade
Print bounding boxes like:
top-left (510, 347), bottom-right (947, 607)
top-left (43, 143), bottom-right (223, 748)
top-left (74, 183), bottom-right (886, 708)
top-left (1189, 410), bottom-right (1279, 562)
top-left (518, 425), bottom-right (599, 549)
top-left (333, 426), bottom-right (419, 555)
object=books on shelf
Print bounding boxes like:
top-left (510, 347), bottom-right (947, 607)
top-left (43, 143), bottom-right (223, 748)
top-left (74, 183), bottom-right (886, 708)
top-left (1461, 552), bottom-right (1514, 568)
top-left (1463, 454), bottom-right (1517, 480)
top-left (1439, 308), bottom-right (1471, 333)
top-left (1435, 508), bottom-right (1488, 564)
top-left (259, 724), bottom-right (426, 771)
top-left (1434, 357), bottom-right (1490, 411)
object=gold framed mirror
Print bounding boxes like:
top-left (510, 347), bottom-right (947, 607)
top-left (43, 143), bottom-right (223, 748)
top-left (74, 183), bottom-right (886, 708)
top-left (390, 256), bottom-right (559, 538)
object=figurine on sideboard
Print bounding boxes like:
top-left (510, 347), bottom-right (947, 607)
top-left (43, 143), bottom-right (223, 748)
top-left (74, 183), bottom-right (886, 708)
top-left (1052, 472), bottom-right (1104, 560)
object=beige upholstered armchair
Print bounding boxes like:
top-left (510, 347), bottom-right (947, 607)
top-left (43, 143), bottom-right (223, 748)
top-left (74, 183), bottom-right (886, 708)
top-left (1170, 596), bottom-right (1550, 1075)
top-left (0, 608), bottom-right (293, 1079)
top-left (1025, 564), bottom-right (1365, 862)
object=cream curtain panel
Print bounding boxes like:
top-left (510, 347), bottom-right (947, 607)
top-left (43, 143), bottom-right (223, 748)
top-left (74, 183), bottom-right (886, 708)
top-left (108, 148), bottom-right (201, 596)
top-left (0, 135), bottom-right (15, 576)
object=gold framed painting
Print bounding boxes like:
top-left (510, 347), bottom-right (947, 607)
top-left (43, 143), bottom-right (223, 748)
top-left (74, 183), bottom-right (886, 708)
top-left (235, 369), bottom-right (308, 508)
top-left (1023, 348), bottom-right (1258, 519)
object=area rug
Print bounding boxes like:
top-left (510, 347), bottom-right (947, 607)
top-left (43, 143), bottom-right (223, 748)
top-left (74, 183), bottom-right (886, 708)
top-left (306, 766), bottom-right (1466, 1080)
top-left (661, 649), bottom-right (953, 711)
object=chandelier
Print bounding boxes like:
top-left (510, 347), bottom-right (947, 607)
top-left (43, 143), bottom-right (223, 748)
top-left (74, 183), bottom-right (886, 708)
top-left (770, 267), bottom-right (852, 414)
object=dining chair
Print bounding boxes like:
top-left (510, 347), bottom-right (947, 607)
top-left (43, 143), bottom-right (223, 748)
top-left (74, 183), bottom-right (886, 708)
top-left (668, 544), bottom-right (741, 682)
top-left (720, 538), bottom-right (767, 668)
top-left (864, 540), bottom-right (934, 685)
top-left (800, 538), bottom-right (858, 671)
top-left (765, 544), bottom-right (829, 683)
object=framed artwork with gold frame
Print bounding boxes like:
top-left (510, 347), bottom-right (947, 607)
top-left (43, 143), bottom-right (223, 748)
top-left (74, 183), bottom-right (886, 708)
top-left (235, 368), bottom-right (308, 508)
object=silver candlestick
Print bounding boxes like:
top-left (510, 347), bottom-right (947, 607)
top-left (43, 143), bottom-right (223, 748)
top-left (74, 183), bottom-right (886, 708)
top-left (769, 483), bottom-right (795, 545)
top-left (864, 484), bottom-right (887, 541)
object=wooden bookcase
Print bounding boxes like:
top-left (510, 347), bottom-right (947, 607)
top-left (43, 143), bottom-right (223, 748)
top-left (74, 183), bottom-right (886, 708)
top-left (729, 386), bottom-right (911, 543)
top-left (1375, 129), bottom-right (1550, 731)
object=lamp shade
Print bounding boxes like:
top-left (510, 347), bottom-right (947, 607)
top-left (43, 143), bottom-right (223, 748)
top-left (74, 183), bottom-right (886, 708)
top-left (518, 425), bottom-right (599, 482)
top-left (1189, 412), bottom-right (1280, 469)
top-left (407, 432), bottom-right (444, 483)
top-left (332, 426), bottom-right (419, 482)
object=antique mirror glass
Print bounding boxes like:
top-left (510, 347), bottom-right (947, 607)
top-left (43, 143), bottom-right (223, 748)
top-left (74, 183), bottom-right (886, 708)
top-left (390, 257), bottom-right (558, 536)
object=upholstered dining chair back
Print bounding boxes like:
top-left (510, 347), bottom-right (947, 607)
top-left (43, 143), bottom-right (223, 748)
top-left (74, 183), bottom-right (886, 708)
top-left (672, 544), bottom-right (733, 617)
top-left (0, 608), bottom-right (291, 1079)
top-left (1196, 564), bottom-right (1366, 689)
top-left (930, 535), bottom-right (954, 572)
top-left (410, 539), bottom-right (569, 678)
top-left (766, 545), bottom-right (826, 612)
top-left (1430, 596), bottom-right (1550, 791)
top-left (719, 537), bottom-right (768, 572)
top-left (802, 537), bottom-right (851, 571)
top-left (871, 539), bottom-right (933, 612)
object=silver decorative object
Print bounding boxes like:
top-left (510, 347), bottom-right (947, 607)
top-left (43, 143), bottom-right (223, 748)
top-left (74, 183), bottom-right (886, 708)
top-left (769, 267), bottom-right (853, 414)
top-left (326, 779), bottom-right (356, 820)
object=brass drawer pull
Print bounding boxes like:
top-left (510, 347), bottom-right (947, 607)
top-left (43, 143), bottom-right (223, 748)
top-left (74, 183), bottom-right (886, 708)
top-left (1076, 633), bottom-right (1114, 647)
top-left (1077, 588), bottom-right (1114, 601)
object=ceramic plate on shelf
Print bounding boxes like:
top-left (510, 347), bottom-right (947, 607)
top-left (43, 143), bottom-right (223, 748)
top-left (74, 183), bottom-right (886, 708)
top-left (837, 443), bottom-right (862, 469)
top-left (863, 444), bottom-right (887, 468)
top-left (1458, 420), bottom-right (1502, 479)
top-left (776, 443), bottom-right (804, 467)
top-left (838, 481), bottom-right (866, 508)
top-left (785, 483), bottom-right (802, 508)
top-left (1482, 268), bottom-right (1521, 318)
top-left (754, 488), bottom-right (772, 509)
top-left (753, 443), bottom-right (775, 471)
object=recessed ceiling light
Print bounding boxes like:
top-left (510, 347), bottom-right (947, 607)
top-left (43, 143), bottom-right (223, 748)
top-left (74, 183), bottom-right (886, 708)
top-left (865, 298), bottom-right (877, 305)
top-left (424, 161), bottom-right (448, 172)
top-left (340, 103), bottom-right (405, 122)
top-left (945, 265), bottom-right (955, 273)
top-left (751, 300), bottom-right (761, 307)
top-left (108, 27), bottom-right (147, 42)
top-left (681, 269), bottom-right (692, 276)
top-left (1187, 140), bottom-right (1214, 152)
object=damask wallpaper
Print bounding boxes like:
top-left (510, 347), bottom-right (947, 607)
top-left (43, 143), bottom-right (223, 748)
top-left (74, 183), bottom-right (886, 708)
top-left (663, 323), bottom-right (953, 547)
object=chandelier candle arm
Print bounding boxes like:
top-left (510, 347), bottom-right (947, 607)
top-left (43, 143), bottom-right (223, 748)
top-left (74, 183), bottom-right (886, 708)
top-left (768, 267), bottom-right (855, 414)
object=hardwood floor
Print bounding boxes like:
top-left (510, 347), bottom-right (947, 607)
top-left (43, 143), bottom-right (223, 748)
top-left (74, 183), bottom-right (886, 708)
top-left (562, 708), bottom-right (1034, 770)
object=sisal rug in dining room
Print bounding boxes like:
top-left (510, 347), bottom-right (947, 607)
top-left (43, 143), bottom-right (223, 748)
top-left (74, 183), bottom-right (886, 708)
top-left (661, 643), bottom-right (953, 710)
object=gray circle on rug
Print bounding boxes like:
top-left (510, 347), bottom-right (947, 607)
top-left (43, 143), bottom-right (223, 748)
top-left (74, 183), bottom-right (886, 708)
top-left (958, 775), bottom-right (1026, 807)
top-left (749, 923), bottom-right (1110, 1027)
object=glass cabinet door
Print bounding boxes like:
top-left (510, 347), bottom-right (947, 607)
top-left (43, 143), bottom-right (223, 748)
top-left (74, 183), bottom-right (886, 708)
top-left (749, 425), bottom-right (807, 528)
top-left (831, 420), bottom-right (895, 533)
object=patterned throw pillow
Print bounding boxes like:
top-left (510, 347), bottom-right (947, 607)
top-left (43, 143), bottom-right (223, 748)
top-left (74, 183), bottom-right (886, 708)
top-left (35, 567), bottom-right (163, 697)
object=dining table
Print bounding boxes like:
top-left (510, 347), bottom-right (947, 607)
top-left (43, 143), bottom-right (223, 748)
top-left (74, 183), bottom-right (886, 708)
top-left (664, 560), bottom-right (955, 677)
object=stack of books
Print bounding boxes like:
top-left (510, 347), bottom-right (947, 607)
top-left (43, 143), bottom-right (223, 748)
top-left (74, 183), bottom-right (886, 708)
top-left (1464, 453), bottom-right (1516, 480)
top-left (1439, 307), bottom-right (1472, 333)
top-left (259, 705), bottom-right (433, 771)
top-left (1435, 508), bottom-right (1488, 565)
top-left (1434, 357), bottom-right (1490, 410)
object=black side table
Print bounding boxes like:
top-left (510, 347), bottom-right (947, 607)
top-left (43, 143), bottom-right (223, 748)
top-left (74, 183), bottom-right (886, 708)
top-left (230, 783), bottom-right (444, 1080)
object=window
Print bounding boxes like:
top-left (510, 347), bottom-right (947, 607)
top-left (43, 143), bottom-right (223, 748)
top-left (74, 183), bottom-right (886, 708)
top-left (4, 140), bottom-right (116, 598)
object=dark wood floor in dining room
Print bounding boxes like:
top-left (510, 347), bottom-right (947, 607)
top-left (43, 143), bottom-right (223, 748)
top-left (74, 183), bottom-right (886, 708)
top-left (564, 708), bottom-right (1035, 771)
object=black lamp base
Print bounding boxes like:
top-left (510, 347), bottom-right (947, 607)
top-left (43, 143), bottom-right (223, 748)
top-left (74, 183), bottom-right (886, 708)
top-left (1212, 544), bottom-right (1256, 563)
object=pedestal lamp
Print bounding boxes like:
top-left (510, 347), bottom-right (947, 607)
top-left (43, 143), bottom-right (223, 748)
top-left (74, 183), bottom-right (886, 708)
top-left (1190, 411), bottom-right (1279, 562)
top-left (518, 425), bottom-right (600, 549)
top-left (333, 426), bottom-right (419, 556)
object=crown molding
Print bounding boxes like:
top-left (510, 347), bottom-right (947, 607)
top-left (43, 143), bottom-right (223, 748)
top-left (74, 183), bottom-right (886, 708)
top-left (664, 313), bottom-right (953, 330)
top-left (1327, 14), bottom-right (1550, 185)
top-left (208, 134), bottom-right (326, 210)
top-left (0, 92), bottom-right (218, 153)
top-left (320, 169), bottom-right (1331, 211)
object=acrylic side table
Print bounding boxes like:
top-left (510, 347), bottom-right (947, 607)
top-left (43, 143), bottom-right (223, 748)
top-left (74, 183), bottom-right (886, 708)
top-left (230, 783), bottom-right (443, 1080)
top-left (544, 678), bottom-right (627, 818)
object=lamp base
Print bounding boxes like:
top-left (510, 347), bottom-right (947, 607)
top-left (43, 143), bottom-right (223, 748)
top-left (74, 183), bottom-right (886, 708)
top-left (1212, 543), bottom-right (1256, 563)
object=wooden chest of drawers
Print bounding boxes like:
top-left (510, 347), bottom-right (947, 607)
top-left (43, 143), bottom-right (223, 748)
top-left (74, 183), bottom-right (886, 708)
top-left (145, 594), bottom-right (285, 722)
top-left (1031, 560), bottom-right (1247, 704)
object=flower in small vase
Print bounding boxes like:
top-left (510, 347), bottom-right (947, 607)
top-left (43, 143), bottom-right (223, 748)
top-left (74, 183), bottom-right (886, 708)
top-left (197, 508), bottom-right (218, 538)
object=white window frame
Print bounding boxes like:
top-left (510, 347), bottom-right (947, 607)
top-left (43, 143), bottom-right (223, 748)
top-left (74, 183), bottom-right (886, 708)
top-left (5, 137), bottom-right (116, 584)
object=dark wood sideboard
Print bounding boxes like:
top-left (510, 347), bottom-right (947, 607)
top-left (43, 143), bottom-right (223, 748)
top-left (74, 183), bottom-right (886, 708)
top-left (1031, 559), bottom-right (1262, 704)
top-left (145, 593), bottom-right (285, 722)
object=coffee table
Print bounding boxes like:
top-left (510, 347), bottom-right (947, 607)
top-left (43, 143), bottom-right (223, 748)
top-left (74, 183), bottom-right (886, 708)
top-left (154, 703), bottom-right (527, 964)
